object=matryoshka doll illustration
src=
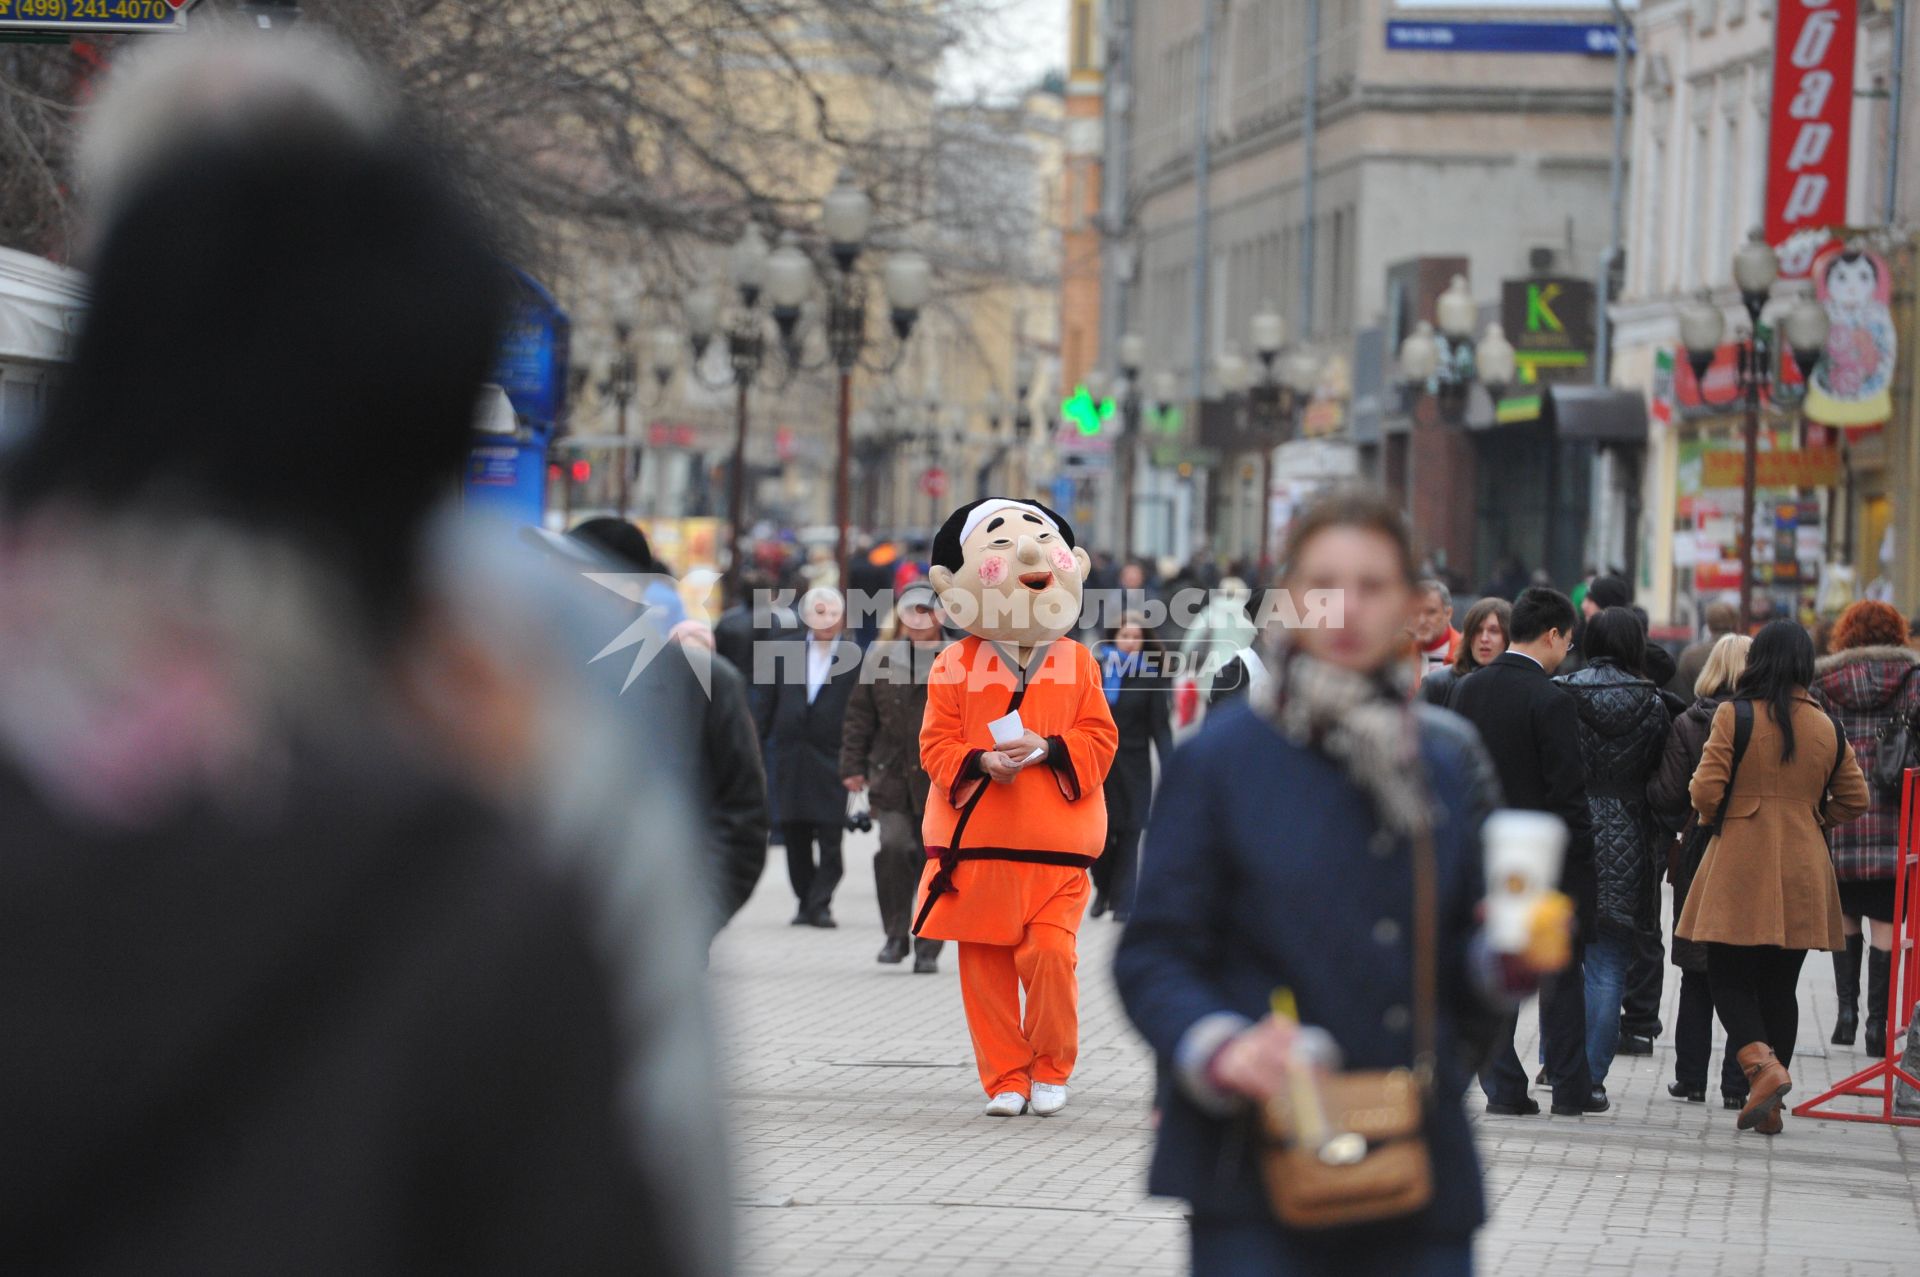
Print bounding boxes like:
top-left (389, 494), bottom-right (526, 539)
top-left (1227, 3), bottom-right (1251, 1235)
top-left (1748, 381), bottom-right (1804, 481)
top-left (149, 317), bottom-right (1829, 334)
top-left (1806, 244), bottom-right (1896, 428)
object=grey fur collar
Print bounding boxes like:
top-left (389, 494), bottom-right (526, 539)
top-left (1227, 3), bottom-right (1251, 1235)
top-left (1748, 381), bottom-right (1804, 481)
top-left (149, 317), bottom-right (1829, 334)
top-left (1253, 638), bottom-right (1431, 838)
top-left (1815, 644), bottom-right (1918, 674)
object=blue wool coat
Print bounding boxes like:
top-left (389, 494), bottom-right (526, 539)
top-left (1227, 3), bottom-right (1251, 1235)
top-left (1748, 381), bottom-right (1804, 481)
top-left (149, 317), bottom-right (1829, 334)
top-left (1114, 701), bottom-right (1502, 1241)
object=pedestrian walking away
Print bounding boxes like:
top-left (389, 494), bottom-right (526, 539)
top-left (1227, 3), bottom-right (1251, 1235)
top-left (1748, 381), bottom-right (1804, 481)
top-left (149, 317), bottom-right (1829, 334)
top-left (914, 498), bottom-right (1118, 1118)
top-left (841, 581), bottom-right (949, 973)
top-left (1554, 607), bottom-right (1671, 1103)
top-left (1647, 632), bottom-right (1754, 1108)
top-left (758, 587), bottom-right (862, 928)
top-left (1678, 620), bottom-right (1869, 1134)
top-left (1450, 585), bottom-right (1604, 1116)
top-left (1115, 487), bottom-right (1572, 1276)
top-left (1810, 599), bottom-right (1920, 1058)
top-left (1089, 611), bottom-right (1173, 923)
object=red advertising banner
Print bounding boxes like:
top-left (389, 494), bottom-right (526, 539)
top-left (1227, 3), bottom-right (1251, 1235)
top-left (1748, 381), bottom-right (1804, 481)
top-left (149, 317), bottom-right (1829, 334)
top-left (1766, 0), bottom-right (1857, 277)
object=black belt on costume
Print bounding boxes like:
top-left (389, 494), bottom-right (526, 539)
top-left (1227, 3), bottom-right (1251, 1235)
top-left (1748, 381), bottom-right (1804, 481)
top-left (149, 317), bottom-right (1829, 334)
top-left (912, 846), bottom-right (1097, 936)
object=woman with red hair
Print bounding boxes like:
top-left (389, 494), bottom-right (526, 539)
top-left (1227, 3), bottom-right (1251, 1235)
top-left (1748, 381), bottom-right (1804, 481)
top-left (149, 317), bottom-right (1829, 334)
top-left (1811, 599), bottom-right (1919, 1056)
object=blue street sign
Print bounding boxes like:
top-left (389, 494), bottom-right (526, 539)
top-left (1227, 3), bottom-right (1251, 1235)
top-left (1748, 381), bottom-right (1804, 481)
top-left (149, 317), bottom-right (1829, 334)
top-left (1051, 476), bottom-right (1075, 513)
top-left (1385, 21), bottom-right (1630, 56)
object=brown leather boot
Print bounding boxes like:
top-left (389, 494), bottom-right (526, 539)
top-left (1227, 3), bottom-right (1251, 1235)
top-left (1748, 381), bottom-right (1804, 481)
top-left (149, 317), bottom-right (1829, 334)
top-left (1754, 1106), bottom-right (1784, 1135)
top-left (1736, 1043), bottom-right (1791, 1131)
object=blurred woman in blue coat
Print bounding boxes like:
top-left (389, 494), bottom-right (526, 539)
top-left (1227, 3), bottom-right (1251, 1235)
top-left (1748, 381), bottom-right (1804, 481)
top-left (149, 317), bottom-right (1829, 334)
top-left (1115, 488), bottom-right (1549, 1277)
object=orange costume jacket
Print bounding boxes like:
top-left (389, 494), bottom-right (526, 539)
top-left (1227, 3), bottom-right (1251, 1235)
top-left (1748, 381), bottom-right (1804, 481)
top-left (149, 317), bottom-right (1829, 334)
top-left (913, 637), bottom-right (1119, 944)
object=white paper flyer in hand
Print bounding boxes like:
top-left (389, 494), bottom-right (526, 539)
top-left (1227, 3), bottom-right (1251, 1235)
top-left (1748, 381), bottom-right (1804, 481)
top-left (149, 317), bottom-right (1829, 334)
top-left (986, 710), bottom-right (1046, 764)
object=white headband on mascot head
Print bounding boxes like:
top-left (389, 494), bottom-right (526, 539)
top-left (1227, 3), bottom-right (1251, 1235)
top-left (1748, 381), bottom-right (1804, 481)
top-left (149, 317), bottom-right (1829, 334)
top-left (958, 499), bottom-right (1060, 548)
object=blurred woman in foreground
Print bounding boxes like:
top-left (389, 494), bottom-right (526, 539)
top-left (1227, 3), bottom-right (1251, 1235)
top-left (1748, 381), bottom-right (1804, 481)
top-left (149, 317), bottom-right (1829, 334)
top-left (1116, 487), bottom-right (1561, 1276)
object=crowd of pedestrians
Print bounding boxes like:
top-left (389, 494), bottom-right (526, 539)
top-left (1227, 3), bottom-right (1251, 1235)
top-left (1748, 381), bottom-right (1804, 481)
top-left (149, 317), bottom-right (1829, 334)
top-left (5, 31), bottom-right (1913, 1277)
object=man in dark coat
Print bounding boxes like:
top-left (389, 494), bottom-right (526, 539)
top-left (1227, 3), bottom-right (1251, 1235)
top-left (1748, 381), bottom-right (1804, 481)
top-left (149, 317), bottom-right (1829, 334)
top-left (839, 581), bottom-right (949, 971)
top-left (757, 587), bottom-right (862, 926)
top-left (1450, 586), bottom-right (1603, 1116)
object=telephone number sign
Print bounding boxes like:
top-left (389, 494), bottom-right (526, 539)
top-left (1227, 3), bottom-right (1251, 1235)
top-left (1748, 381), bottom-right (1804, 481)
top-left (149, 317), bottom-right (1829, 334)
top-left (1, 0), bottom-right (187, 30)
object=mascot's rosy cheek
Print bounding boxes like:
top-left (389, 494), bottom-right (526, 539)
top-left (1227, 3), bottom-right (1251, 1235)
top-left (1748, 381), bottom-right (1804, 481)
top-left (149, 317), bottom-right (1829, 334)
top-left (1050, 545), bottom-right (1076, 576)
top-left (978, 556), bottom-right (1008, 587)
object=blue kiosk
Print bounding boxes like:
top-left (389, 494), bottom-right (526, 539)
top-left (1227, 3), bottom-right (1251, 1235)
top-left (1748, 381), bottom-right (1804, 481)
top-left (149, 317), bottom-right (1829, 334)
top-left (463, 271), bottom-right (569, 525)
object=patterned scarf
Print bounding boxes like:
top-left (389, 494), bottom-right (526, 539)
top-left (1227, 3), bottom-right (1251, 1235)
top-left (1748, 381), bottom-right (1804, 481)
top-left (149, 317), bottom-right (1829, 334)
top-left (1253, 635), bottom-right (1433, 839)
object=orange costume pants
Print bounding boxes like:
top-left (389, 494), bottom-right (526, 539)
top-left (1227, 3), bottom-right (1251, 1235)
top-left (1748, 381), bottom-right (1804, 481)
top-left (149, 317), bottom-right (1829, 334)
top-left (957, 923), bottom-right (1080, 1097)
top-left (919, 860), bottom-right (1091, 1098)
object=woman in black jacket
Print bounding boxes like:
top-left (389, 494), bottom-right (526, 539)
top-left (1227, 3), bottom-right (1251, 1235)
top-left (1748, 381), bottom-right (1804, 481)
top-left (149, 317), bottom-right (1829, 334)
top-left (1090, 613), bottom-right (1174, 922)
top-left (1648, 632), bottom-right (1752, 1108)
top-left (1554, 607), bottom-right (1670, 1101)
top-left (1419, 596), bottom-right (1511, 707)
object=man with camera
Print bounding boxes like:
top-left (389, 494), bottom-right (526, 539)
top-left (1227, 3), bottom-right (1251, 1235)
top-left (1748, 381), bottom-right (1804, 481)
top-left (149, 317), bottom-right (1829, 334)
top-left (841, 582), bottom-right (951, 973)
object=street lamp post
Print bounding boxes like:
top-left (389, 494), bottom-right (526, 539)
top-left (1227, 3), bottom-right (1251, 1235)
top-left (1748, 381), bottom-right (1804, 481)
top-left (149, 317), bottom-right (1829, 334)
top-left (601, 318), bottom-right (640, 518)
top-left (1678, 229), bottom-right (1830, 627)
top-left (1395, 281), bottom-right (1515, 563)
top-left (688, 224), bottom-right (771, 595)
top-left (1117, 331), bottom-right (1146, 557)
top-left (1013, 347), bottom-right (1037, 493)
top-left (685, 194), bottom-right (927, 592)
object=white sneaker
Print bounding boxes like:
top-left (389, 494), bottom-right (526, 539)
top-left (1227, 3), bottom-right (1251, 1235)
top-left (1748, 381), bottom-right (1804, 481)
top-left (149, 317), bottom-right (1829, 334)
top-left (984, 1092), bottom-right (1028, 1117)
top-left (1030, 1083), bottom-right (1068, 1116)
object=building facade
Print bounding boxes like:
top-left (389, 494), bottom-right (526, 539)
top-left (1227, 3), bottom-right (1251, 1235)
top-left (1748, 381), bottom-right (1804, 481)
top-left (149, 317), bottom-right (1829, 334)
top-left (1610, 0), bottom-right (1905, 627)
top-left (1103, 0), bottom-right (1627, 575)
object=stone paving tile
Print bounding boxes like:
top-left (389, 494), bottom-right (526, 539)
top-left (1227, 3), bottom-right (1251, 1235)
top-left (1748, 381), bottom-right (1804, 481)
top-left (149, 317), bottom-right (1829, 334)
top-left (713, 835), bottom-right (1918, 1274)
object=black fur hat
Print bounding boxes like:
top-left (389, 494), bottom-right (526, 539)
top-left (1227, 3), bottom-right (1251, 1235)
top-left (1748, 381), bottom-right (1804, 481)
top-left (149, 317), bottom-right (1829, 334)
top-left (930, 498), bottom-right (1077, 572)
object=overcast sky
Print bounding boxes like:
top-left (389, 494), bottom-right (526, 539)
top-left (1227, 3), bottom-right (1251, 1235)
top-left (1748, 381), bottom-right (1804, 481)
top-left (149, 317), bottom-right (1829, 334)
top-left (940, 0), bottom-right (1068, 102)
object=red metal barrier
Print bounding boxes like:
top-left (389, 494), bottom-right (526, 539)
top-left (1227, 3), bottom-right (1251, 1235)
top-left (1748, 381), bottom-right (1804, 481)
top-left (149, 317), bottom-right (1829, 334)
top-left (1793, 767), bottom-right (1920, 1127)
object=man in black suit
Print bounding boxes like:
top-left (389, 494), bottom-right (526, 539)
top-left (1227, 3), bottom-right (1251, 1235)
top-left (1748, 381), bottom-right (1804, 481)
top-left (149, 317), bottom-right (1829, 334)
top-left (1450, 586), bottom-right (1605, 1116)
top-left (756, 587), bottom-right (863, 927)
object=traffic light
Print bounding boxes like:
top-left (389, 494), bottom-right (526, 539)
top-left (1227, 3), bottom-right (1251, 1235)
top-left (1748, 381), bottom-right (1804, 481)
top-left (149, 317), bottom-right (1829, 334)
top-left (570, 459), bottom-right (592, 484)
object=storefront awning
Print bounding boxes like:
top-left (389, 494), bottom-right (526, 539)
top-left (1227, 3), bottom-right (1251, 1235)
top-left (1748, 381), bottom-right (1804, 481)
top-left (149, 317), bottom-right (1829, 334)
top-left (1541, 385), bottom-right (1648, 444)
top-left (0, 246), bottom-right (87, 366)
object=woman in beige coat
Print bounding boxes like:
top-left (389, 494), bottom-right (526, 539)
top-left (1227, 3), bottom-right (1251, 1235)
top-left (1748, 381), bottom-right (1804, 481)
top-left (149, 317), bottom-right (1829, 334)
top-left (1678, 621), bottom-right (1869, 1134)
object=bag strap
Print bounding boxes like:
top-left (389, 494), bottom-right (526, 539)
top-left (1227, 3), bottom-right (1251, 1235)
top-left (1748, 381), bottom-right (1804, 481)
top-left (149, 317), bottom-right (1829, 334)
top-left (1703, 700), bottom-right (1754, 835)
top-left (1409, 819), bottom-right (1439, 1091)
top-left (1407, 716), bottom-right (1439, 1091)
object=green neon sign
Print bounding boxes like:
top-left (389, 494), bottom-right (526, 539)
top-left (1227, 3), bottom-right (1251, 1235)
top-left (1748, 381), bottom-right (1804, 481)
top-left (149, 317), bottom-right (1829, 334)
top-left (1061, 386), bottom-right (1117, 435)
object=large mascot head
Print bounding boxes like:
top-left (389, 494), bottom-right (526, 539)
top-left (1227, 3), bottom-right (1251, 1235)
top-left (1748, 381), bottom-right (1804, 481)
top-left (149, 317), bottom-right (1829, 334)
top-left (928, 497), bottom-right (1091, 648)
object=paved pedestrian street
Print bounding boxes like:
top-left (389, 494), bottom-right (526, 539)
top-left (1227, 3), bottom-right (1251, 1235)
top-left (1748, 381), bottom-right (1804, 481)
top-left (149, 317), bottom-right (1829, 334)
top-left (712, 832), bottom-right (1920, 1276)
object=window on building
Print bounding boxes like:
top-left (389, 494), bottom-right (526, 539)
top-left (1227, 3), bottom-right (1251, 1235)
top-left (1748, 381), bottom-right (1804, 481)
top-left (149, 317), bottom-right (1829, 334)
top-left (1685, 118), bottom-right (1711, 287)
top-left (1070, 0), bottom-right (1097, 75)
top-left (1711, 108), bottom-right (1737, 276)
top-left (1643, 135), bottom-right (1668, 293)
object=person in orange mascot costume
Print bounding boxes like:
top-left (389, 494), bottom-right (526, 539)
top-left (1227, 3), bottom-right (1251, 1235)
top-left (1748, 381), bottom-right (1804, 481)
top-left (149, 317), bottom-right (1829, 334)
top-left (915, 497), bottom-right (1118, 1117)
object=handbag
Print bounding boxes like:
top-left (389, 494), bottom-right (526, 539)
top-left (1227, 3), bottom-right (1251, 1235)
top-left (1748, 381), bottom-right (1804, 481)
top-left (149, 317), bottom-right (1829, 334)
top-left (1255, 818), bottom-right (1438, 1231)
top-left (1868, 665), bottom-right (1920, 795)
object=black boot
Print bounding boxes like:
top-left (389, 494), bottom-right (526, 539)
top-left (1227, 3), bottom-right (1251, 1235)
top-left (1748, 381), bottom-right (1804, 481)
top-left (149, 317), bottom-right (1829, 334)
top-left (1865, 947), bottom-right (1891, 1059)
top-left (1832, 933), bottom-right (1862, 1045)
top-left (876, 935), bottom-right (910, 964)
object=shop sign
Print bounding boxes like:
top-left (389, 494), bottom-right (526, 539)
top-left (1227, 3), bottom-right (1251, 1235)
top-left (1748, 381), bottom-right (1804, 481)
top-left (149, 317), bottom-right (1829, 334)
top-left (1700, 447), bottom-right (1842, 489)
top-left (1500, 278), bottom-right (1594, 385)
top-left (1765, 0), bottom-right (1857, 277)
